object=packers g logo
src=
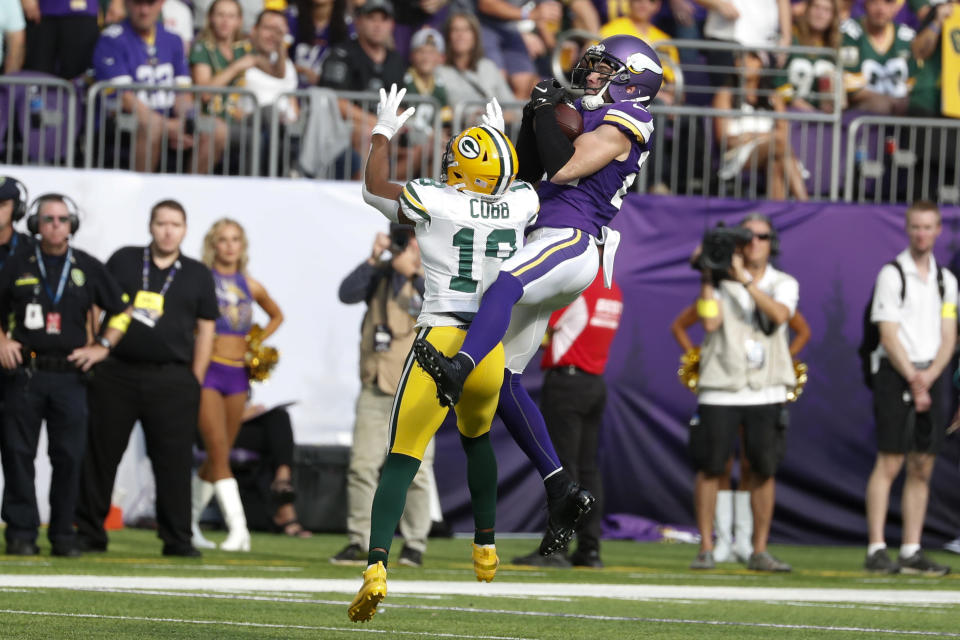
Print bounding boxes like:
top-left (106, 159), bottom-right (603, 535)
top-left (457, 135), bottom-right (481, 159)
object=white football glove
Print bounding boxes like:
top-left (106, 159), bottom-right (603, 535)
top-left (372, 84), bottom-right (416, 141)
top-left (480, 96), bottom-right (505, 132)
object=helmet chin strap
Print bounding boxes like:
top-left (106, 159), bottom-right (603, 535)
top-left (581, 79), bottom-right (611, 110)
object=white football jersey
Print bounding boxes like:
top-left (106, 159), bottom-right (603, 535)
top-left (399, 177), bottom-right (539, 324)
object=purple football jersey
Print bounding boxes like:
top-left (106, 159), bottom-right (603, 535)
top-left (40, 0), bottom-right (97, 17)
top-left (93, 20), bottom-right (191, 113)
top-left (533, 99), bottom-right (654, 237)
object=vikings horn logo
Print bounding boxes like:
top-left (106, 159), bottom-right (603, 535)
top-left (626, 52), bottom-right (663, 75)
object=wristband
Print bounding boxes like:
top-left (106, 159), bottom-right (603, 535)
top-left (107, 313), bottom-right (131, 333)
top-left (696, 298), bottom-right (719, 319)
top-left (97, 336), bottom-right (113, 350)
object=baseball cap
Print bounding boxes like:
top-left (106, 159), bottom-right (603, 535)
top-left (0, 177), bottom-right (21, 201)
top-left (356, 0), bottom-right (394, 17)
top-left (410, 27), bottom-right (444, 54)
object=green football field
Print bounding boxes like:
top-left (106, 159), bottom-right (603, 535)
top-left (0, 528), bottom-right (958, 639)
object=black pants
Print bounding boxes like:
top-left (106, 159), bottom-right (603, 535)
top-left (0, 369), bottom-right (87, 546)
top-left (540, 367), bottom-right (607, 553)
top-left (24, 14), bottom-right (100, 80)
top-left (234, 407), bottom-right (296, 471)
top-left (75, 358), bottom-right (200, 549)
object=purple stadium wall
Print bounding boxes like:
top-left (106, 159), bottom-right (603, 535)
top-left (434, 195), bottom-right (960, 546)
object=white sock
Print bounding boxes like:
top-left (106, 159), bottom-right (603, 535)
top-left (867, 542), bottom-right (886, 556)
top-left (900, 543), bottom-right (920, 558)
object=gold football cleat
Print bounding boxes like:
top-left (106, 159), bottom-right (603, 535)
top-left (347, 561), bottom-right (387, 622)
top-left (472, 543), bottom-right (499, 582)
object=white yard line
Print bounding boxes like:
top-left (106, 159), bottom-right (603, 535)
top-left (0, 574), bottom-right (958, 605)
top-left (0, 609), bottom-right (533, 640)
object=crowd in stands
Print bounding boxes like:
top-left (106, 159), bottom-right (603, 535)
top-left (0, 0), bottom-right (956, 194)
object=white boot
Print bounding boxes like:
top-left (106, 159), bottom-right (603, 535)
top-left (191, 475), bottom-right (217, 550)
top-left (733, 490), bottom-right (754, 563)
top-left (713, 490), bottom-right (734, 562)
top-left (215, 477), bottom-right (251, 552)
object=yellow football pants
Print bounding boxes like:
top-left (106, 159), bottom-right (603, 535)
top-left (388, 326), bottom-right (505, 460)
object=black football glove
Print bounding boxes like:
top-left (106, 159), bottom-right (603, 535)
top-left (529, 78), bottom-right (567, 111)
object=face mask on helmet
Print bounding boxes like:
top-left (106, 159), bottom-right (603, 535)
top-left (441, 126), bottom-right (518, 202)
top-left (571, 35), bottom-right (664, 110)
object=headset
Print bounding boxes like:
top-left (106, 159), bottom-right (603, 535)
top-left (0, 176), bottom-right (29, 222)
top-left (26, 192), bottom-right (81, 235)
top-left (739, 212), bottom-right (780, 257)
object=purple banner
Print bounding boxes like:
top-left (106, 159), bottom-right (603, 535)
top-left (435, 196), bottom-right (960, 546)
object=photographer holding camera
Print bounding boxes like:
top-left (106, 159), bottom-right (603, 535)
top-left (689, 213), bottom-right (797, 572)
top-left (333, 223), bottom-right (434, 568)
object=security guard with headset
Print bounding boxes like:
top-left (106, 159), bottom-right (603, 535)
top-left (0, 192), bottom-right (128, 557)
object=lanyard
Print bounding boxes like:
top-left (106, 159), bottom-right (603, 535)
top-left (34, 244), bottom-right (73, 307)
top-left (0, 233), bottom-right (18, 270)
top-left (143, 247), bottom-right (180, 295)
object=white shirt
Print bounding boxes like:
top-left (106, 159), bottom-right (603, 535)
top-left (870, 249), bottom-right (958, 366)
top-left (244, 59), bottom-right (298, 121)
top-left (703, 0), bottom-right (780, 46)
top-left (698, 264), bottom-right (799, 406)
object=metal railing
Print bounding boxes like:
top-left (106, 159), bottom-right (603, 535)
top-left (2, 53), bottom-right (960, 205)
top-left (84, 81), bottom-right (262, 176)
top-left (0, 74), bottom-right (78, 168)
top-left (266, 89), bottom-right (444, 181)
top-left (844, 114), bottom-right (960, 204)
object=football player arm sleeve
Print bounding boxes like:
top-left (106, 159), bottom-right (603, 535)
top-left (361, 135), bottom-right (404, 223)
top-left (533, 106), bottom-right (575, 181)
top-left (515, 107), bottom-right (545, 183)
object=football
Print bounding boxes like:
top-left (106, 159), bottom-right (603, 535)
top-left (554, 102), bottom-right (583, 141)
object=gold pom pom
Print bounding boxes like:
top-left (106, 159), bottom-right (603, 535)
top-left (245, 324), bottom-right (279, 383)
top-left (677, 347), bottom-right (700, 394)
top-left (786, 360), bottom-right (808, 403)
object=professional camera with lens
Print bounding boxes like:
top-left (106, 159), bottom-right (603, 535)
top-left (693, 223), bottom-right (754, 277)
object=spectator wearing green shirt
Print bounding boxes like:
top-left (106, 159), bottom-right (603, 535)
top-left (840, 0), bottom-right (917, 115)
top-left (777, 0), bottom-right (842, 113)
top-left (908, 0), bottom-right (953, 116)
top-left (189, 0), bottom-right (255, 120)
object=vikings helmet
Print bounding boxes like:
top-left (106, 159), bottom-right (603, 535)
top-left (571, 35), bottom-right (663, 109)
top-left (441, 125), bottom-right (518, 202)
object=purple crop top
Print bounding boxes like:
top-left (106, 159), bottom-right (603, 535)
top-left (214, 270), bottom-right (254, 336)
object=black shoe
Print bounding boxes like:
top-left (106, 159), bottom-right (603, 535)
top-left (51, 544), bottom-right (82, 558)
top-left (512, 549), bottom-right (571, 568)
top-left (330, 543), bottom-right (367, 566)
top-left (413, 339), bottom-right (469, 407)
top-left (429, 520), bottom-right (453, 538)
top-left (539, 482), bottom-right (595, 556)
top-left (898, 550), bottom-right (951, 577)
top-left (864, 549), bottom-right (898, 574)
top-left (569, 548), bottom-right (603, 568)
top-left (397, 545), bottom-right (423, 568)
top-left (5, 539), bottom-right (39, 556)
top-left (76, 537), bottom-right (107, 553)
top-left (162, 543), bottom-right (202, 558)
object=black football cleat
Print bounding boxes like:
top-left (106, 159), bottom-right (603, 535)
top-left (413, 339), bottom-right (468, 407)
top-left (539, 482), bottom-right (596, 556)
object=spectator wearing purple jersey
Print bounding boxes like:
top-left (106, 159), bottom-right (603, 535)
top-left (288, 0), bottom-right (349, 87)
top-left (391, 0), bottom-right (450, 62)
top-left (0, 0), bottom-right (25, 73)
top-left (93, 0), bottom-right (228, 173)
top-left (21, 0), bottom-right (98, 79)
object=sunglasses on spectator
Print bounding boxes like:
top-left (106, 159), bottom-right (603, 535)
top-left (752, 233), bottom-right (772, 241)
top-left (42, 215), bottom-right (71, 224)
